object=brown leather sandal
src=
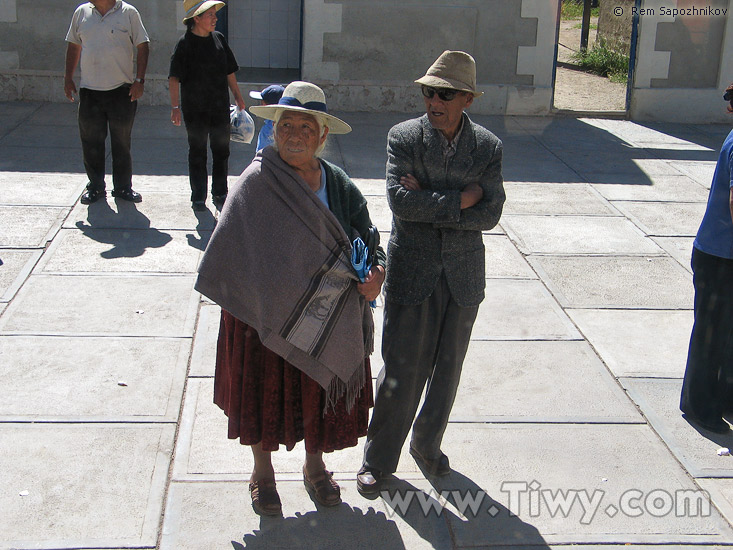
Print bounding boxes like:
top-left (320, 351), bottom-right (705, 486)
top-left (249, 478), bottom-right (282, 516)
top-left (303, 467), bottom-right (342, 507)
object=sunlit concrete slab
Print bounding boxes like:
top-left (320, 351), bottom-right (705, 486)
top-left (0, 249), bottom-right (40, 302)
top-left (161, 479), bottom-right (451, 550)
top-left (118, 174), bottom-right (190, 193)
top-left (623, 378), bottom-right (733, 478)
top-left (174, 378), bottom-right (379, 480)
top-left (38, 228), bottom-right (202, 273)
top-left (699, 479), bottom-right (733, 535)
top-left (353, 177), bottom-right (386, 197)
top-left (452, 341), bottom-right (641, 423)
top-left (474, 280), bottom-right (581, 340)
top-left (592, 175), bottom-right (710, 202)
top-left (613, 201), bottom-right (706, 237)
top-left (502, 215), bottom-right (663, 256)
top-left (438, 424), bottom-right (733, 546)
top-left (0, 335), bottom-right (188, 421)
top-left (567, 309), bottom-right (693, 378)
top-left (364, 194), bottom-right (391, 231)
top-left (528, 255), bottom-right (693, 309)
top-left (0, 423), bottom-right (173, 549)
top-left (64, 191), bottom-right (217, 231)
top-left (189, 303), bottom-right (221, 378)
top-left (0, 171), bottom-right (86, 206)
top-left (484, 234), bottom-right (536, 279)
top-left (503, 183), bottom-right (615, 216)
top-left (652, 237), bottom-right (695, 272)
top-left (0, 205), bottom-right (66, 247)
top-left (669, 161), bottom-right (716, 188)
top-left (0, 274), bottom-right (198, 337)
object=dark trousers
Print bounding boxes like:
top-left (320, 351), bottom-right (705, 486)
top-left (78, 85), bottom-right (136, 192)
top-left (363, 274), bottom-right (479, 474)
top-left (183, 109), bottom-right (230, 202)
top-left (681, 247), bottom-right (733, 422)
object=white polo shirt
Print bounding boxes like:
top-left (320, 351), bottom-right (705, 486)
top-left (66, 1), bottom-right (149, 91)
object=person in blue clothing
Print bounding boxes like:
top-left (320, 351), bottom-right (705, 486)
top-left (680, 83), bottom-right (733, 435)
top-left (249, 84), bottom-right (285, 151)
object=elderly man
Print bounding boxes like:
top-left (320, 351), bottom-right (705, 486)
top-left (64, 0), bottom-right (149, 204)
top-left (357, 51), bottom-right (505, 495)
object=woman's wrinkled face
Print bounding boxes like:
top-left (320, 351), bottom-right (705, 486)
top-left (275, 111), bottom-right (328, 167)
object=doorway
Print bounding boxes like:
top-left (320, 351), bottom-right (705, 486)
top-left (553, 0), bottom-right (634, 114)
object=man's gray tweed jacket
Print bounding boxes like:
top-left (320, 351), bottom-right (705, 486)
top-left (383, 113), bottom-right (505, 307)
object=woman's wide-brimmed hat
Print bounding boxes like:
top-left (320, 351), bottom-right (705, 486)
top-left (182, 0), bottom-right (225, 23)
top-left (415, 50), bottom-right (483, 97)
top-left (249, 81), bottom-right (352, 135)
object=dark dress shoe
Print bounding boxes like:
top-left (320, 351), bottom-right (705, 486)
top-left (683, 413), bottom-right (730, 434)
top-left (80, 188), bottom-right (106, 204)
top-left (409, 445), bottom-right (451, 476)
top-left (356, 466), bottom-right (384, 496)
top-left (111, 188), bottom-right (142, 203)
top-left (212, 193), bottom-right (227, 207)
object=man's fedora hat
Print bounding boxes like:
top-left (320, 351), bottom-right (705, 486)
top-left (249, 81), bottom-right (352, 135)
top-left (182, 0), bottom-right (225, 23)
top-left (415, 50), bottom-right (483, 97)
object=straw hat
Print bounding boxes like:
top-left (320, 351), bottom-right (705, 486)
top-left (249, 81), bottom-right (352, 135)
top-left (182, 0), bottom-right (225, 23)
top-left (415, 50), bottom-right (483, 97)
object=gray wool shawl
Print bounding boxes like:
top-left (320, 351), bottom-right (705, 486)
top-left (195, 147), bottom-right (373, 411)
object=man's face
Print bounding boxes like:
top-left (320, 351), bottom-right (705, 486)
top-left (422, 86), bottom-right (474, 139)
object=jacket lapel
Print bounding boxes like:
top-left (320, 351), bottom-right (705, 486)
top-left (450, 113), bottom-right (476, 180)
top-left (420, 115), bottom-right (446, 188)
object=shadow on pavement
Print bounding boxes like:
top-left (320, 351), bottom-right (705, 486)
top-left (234, 505), bottom-right (406, 549)
top-left (75, 198), bottom-right (172, 258)
top-left (186, 207), bottom-right (216, 251)
top-left (382, 475), bottom-right (551, 549)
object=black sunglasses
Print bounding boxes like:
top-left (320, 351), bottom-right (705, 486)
top-left (421, 85), bottom-right (461, 102)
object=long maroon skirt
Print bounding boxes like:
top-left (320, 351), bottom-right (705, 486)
top-left (213, 310), bottom-right (373, 453)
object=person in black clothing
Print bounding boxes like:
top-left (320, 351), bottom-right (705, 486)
top-left (169, 0), bottom-right (246, 211)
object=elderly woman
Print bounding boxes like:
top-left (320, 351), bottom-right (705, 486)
top-left (680, 83), bottom-right (733, 435)
top-left (196, 81), bottom-right (385, 515)
top-left (169, 0), bottom-right (246, 211)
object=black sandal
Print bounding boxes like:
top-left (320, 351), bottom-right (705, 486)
top-left (249, 478), bottom-right (282, 516)
top-left (303, 467), bottom-right (341, 507)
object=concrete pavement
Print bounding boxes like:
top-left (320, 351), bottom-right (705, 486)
top-left (1, 100), bottom-right (733, 549)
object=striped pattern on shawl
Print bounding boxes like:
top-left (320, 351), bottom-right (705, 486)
top-left (195, 147), bottom-right (373, 411)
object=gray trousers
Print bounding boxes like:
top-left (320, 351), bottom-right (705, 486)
top-left (362, 274), bottom-right (479, 474)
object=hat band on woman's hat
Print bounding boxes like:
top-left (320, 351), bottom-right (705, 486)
top-left (279, 96), bottom-right (328, 113)
top-left (185, 0), bottom-right (208, 18)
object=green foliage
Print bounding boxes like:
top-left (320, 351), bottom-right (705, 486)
top-left (572, 43), bottom-right (629, 83)
top-left (561, 0), bottom-right (599, 20)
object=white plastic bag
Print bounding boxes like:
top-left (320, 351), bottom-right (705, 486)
top-left (230, 105), bottom-right (255, 144)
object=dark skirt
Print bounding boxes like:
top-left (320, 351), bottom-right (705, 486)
top-left (213, 310), bottom-right (373, 453)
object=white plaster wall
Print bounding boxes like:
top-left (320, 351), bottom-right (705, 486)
top-left (301, 0), bottom-right (341, 82)
top-left (629, 0), bottom-right (733, 122)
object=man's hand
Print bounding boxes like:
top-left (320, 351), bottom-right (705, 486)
top-left (64, 78), bottom-right (77, 102)
top-left (460, 182), bottom-right (483, 209)
top-left (357, 265), bottom-right (385, 302)
top-left (129, 81), bottom-right (144, 102)
top-left (400, 173), bottom-right (422, 191)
